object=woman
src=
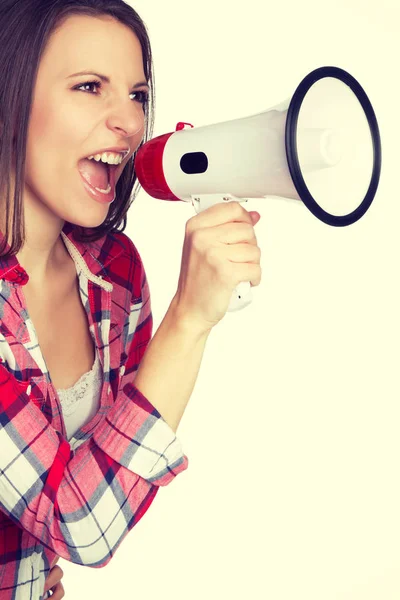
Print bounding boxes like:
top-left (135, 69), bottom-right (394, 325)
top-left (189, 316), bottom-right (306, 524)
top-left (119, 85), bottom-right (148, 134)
top-left (0, 1), bottom-right (262, 598)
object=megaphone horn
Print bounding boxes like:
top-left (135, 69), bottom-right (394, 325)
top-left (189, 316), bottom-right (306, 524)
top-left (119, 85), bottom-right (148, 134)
top-left (135, 66), bottom-right (382, 311)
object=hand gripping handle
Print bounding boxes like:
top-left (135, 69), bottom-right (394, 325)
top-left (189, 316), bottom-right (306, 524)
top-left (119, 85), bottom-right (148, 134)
top-left (191, 194), bottom-right (253, 312)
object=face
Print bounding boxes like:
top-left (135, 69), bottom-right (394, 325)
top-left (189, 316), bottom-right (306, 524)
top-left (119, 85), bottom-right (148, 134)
top-left (23, 14), bottom-right (148, 228)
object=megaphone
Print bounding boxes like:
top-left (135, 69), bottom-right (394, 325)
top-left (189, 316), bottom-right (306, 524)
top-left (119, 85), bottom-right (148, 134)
top-left (135, 66), bottom-right (382, 312)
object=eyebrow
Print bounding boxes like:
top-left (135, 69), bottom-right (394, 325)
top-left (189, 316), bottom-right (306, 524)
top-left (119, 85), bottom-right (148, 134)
top-left (67, 70), bottom-right (149, 89)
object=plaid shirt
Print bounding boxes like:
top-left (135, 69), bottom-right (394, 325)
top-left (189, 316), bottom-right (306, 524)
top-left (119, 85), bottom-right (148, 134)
top-left (0, 221), bottom-right (188, 599)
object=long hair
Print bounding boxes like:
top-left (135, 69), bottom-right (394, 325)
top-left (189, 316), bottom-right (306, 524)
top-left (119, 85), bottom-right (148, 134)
top-left (0, 0), bottom-right (155, 259)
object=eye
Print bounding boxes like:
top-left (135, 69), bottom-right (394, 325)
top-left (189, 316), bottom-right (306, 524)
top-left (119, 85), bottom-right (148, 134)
top-left (131, 92), bottom-right (149, 104)
top-left (74, 80), bottom-right (149, 105)
top-left (74, 80), bottom-right (102, 94)
top-left (129, 90), bottom-right (149, 105)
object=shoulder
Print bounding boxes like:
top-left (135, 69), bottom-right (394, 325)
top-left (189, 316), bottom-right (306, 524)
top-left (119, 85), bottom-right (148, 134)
top-left (107, 231), bottom-right (148, 301)
top-left (110, 231), bottom-right (145, 276)
top-left (111, 231), bottom-right (142, 262)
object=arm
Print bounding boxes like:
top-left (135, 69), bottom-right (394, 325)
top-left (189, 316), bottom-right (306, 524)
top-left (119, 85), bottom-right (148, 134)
top-left (133, 293), bottom-right (211, 433)
top-left (0, 253), bottom-right (192, 567)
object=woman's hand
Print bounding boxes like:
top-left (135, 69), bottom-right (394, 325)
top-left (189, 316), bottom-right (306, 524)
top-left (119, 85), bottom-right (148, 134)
top-left (172, 201), bottom-right (262, 334)
top-left (43, 556), bottom-right (65, 598)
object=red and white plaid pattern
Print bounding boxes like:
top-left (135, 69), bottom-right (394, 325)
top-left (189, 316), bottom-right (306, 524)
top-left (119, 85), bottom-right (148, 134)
top-left (0, 222), bottom-right (188, 599)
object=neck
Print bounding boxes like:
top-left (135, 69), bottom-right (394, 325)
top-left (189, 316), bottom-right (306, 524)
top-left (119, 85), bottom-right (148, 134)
top-left (0, 210), bottom-right (67, 288)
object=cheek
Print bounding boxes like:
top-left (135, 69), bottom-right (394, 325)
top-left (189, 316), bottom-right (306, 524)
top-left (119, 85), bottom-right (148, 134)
top-left (24, 105), bottom-right (76, 205)
top-left (25, 94), bottom-right (83, 183)
top-left (133, 109), bottom-right (147, 147)
top-left (26, 101), bottom-right (62, 176)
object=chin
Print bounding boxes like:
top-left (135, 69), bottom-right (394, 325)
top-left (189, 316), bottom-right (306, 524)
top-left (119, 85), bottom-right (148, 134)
top-left (60, 201), bottom-right (111, 231)
top-left (71, 212), bottom-right (110, 230)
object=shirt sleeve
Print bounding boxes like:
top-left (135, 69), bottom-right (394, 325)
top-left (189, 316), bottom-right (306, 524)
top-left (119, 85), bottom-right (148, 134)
top-left (0, 241), bottom-right (188, 567)
top-left (92, 241), bottom-right (188, 485)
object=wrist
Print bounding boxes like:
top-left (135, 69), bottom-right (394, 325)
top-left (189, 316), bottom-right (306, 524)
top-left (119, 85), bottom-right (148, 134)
top-left (167, 294), bottom-right (214, 340)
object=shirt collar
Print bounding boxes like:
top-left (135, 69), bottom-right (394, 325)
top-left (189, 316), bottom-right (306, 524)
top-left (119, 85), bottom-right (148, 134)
top-left (0, 221), bottom-right (125, 289)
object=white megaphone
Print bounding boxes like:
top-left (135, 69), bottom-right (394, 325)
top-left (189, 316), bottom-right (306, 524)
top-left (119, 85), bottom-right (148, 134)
top-left (135, 66), bottom-right (381, 312)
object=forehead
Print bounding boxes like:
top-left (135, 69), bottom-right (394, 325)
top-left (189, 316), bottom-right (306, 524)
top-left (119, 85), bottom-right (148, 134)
top-left (39, 14), bottom-right (145, 78)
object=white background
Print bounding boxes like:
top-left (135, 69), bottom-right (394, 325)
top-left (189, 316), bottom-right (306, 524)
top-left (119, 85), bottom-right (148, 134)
top-left (61, 1), bottom-right (400, 598)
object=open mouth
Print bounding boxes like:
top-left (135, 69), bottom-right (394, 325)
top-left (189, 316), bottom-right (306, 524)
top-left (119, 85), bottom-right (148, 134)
top-left (78, 157), bottom-right (120, 193)
top-left (77, 151), bottom-right (129, 203)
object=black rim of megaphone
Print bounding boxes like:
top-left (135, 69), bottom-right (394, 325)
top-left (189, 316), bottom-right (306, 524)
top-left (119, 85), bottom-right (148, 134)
top-left (285, 66), bottom-right (382, 227)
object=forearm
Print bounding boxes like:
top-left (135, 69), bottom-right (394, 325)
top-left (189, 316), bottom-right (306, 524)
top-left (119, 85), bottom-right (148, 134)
top-left (0, 367), bottom-right (164, 565)
top-left (133, 295), bottom-right (211, 433)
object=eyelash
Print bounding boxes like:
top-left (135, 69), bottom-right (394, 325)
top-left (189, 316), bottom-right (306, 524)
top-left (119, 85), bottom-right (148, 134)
top-left (74, 79), bottom-right (149, 104)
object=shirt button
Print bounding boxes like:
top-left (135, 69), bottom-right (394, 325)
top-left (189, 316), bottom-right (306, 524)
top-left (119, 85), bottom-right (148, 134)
top-left (119, 366), bottom-right (125, 376)
top-left (26, 385), bottom-right (32, 396)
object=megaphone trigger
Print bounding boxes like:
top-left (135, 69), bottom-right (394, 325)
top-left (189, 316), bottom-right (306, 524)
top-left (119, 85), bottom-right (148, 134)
top-left (191, 193), bottom-right (248, 214)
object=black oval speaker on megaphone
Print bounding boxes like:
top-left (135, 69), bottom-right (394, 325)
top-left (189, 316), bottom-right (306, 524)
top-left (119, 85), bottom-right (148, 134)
top-left (135, 65), bottom-right (382, 228)
top-left (285, 66), bottom-right (381, 226)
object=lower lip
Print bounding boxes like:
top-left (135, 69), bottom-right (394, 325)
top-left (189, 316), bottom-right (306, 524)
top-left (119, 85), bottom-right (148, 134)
top-left (79, 168), bottom-right (116, 204)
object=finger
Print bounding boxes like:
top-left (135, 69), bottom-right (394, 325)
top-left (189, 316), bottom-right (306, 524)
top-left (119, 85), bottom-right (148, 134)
top-left (187, 201), bottom-right (253, 232)
top-left (224, 243), bottom-right (261, 264)
top-left (44, 566), bottom-right (63, 593)
top-left (49, 581), bottom-right (65, 599)
top-left (234, 262), bottom-right (262, 287)
top-left (213, 221), bottom-right (258, 245)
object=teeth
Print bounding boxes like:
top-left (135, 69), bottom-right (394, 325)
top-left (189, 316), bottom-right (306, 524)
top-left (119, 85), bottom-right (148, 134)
top-left (87, 152), bottom-right (124, 165)
top-left (94, 183), bottom-right (112, 194)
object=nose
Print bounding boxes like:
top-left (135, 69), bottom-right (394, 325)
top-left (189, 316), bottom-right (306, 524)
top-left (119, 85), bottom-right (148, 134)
top-left (106, 99), bottom-right (145, 139)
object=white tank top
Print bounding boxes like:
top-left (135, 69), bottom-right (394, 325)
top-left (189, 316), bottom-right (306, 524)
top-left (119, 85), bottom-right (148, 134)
top-left (56, 345), bottom-right (103, 440)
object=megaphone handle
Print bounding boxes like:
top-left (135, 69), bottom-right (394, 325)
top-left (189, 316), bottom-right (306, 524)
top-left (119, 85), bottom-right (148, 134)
top-left (190, 194), bottom-right (253, 312)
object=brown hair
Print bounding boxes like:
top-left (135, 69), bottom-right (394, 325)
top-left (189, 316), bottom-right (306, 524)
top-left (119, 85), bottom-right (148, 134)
top-left (0, 0), bottom-right (155, 259)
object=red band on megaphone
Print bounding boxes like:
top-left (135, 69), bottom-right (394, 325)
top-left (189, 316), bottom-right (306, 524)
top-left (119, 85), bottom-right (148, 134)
top-left (135, 133), bottom-right (180, 201)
